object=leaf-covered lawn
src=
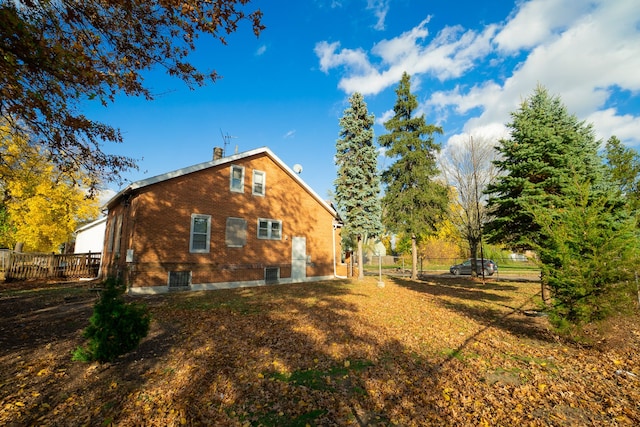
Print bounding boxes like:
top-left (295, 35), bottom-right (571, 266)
top-left (1, 276), bottom-right (638, 426)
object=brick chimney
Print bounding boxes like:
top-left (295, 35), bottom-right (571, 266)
top-left (213, 147), bottom-right (224, 160)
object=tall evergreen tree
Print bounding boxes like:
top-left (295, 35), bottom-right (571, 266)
top-left (379, 72), bottom-right (449, 280)
top-left (334, 92), bottom-right (383, 279)
top-left (485, 85), bottom-right (614, 251)
top-left (485, 85), bottom-right (630, 320)
top-left (604, 135), bottom-right (640, 213)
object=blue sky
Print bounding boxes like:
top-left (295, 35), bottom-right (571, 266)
top-left (91, 0), bottom-right (640, 204)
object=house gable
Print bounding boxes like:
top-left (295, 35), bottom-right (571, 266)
top-left (106, 147), bottom-right (337, 219)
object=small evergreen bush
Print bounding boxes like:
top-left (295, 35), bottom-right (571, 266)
top-left (530, 182), bottom-right (638, 337)
top-left (73, 277), bottom-right (151, 363)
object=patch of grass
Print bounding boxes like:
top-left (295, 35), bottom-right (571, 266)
top-left (268, 369), bottom-right (329, 390)
top-left (507, 353), bottom-right (558, 371)
top-left (441, 348), bottom-right (480, 361)
top-left (267, 359), bottom-right (374, 391)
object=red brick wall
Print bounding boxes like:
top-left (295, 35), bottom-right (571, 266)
top-left (102, 152), bottom-right (341, 288)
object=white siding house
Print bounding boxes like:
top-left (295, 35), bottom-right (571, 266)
top-left (74, 217), bottom-right (107, 253)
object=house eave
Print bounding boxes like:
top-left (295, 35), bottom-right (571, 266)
top-left (103, 147), bottom-right (338, 218)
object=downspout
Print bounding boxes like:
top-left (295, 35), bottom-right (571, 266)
top-left (333, 221), bottom-right (347, 279)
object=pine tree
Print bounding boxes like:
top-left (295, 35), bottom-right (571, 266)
top-left (379, 72), bottom-right (449, 280)
top-left (529, 178), bottom-right (637, 333)
top-left (485, 86), bottom-right (633, 328)
top-left (485, 85), bottom-right (614, 251)
top-left (604, 135), bottom-right (640, 213)
top-left (73, 278), bottom-right (151, 363)
top-left (334, 92), bottom-right (382, 279)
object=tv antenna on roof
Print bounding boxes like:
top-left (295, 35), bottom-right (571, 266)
top-left (220, 129), bottom-right (237, 156)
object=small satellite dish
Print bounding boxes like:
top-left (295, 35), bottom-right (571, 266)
top-left (293, 164), bottom-right (303, 174)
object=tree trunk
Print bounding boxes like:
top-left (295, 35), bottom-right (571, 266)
top-left (541, 274), bottom-right (551, 305)
top-left (357, 236), bottom-right (364, 280)
top-left (411, 234), bottom-right (418, 280)
top-left (470, 240), bottom-right (478, 277)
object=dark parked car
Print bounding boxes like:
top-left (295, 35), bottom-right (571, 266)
top-left (449, 259), bottom-right (498, 276)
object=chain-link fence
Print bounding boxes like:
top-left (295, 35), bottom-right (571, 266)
top-left (364, 255), bottom-right (539, 278)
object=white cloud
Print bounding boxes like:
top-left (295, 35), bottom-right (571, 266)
top-left (367, 0), bottom-right (390, 31)
top-left (98, 188), bottom-right (116, 208)
top-left (429, 0), bottom-right (640, 144)
top-left (314, 41), bottom-right (375, 75)
top-left (255, 45), bottom-right (267, 56)
top-left (587, 109), bottom-right (640, 147)
top-left (375, 109), bottom-right (394, 126)
top-left (494, 0), bottom-right (595, 52)
top-left (429, 82), bottom-right (503, 116)
top-left (444, 124), bottom-right (509, 152)
top-left (284, 130), bottom-right (296, 139)
top-left (370, 18), bottom-right (431, 65)
top-left (315, 18), bottom-right (498, 95)
top-left (317, 0), bottom-right (640, 146)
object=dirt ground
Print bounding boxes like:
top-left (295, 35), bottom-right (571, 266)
top-left (1, 277), bottom-right (638, 426)
top-left (0, 279), bottom-right (174, 426)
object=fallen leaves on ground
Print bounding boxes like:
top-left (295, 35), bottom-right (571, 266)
top-left (0, 276), bottom-right (638, 426)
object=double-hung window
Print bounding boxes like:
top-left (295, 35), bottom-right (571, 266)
top-left (190, 214), bottom-right (211, 253)
top-left (257, 218), bottom-right (282, 240)
top-left (230, 165), bottom-right (244, 192)
top-left (252, 170), bottom-right (266, 196)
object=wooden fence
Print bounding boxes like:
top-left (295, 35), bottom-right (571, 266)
top-left (1, 251), bottom-right (101, 281)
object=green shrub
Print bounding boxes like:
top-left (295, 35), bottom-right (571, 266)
top-left (73, 277), bottom-right (150, 363)
top-left (530, 182), bottom-right (638, 336)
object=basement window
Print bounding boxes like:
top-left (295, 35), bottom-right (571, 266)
top-left (265, 267), bottom-right (279, 284)
top-left (168, 271), bottom-right (191, 288)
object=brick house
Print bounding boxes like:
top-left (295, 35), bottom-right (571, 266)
top-left (102, 147), bottom-right (346, 294)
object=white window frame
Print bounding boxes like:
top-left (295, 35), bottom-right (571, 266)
top-left (257, 218), bottom-right (282, 240)
top-left (230, 165), bottom-right (245, 193)
top-left (251, 170), bottom-right (267, 196)
top-left (252, 170), bottom-right (266, 196)
top-left (190, 214), bottom-right (211, 253)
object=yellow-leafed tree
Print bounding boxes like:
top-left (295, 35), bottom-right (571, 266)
top-left (418, 216), bottom-right (464, 262)
top-left (1, 125), bottom-right (99, 252)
